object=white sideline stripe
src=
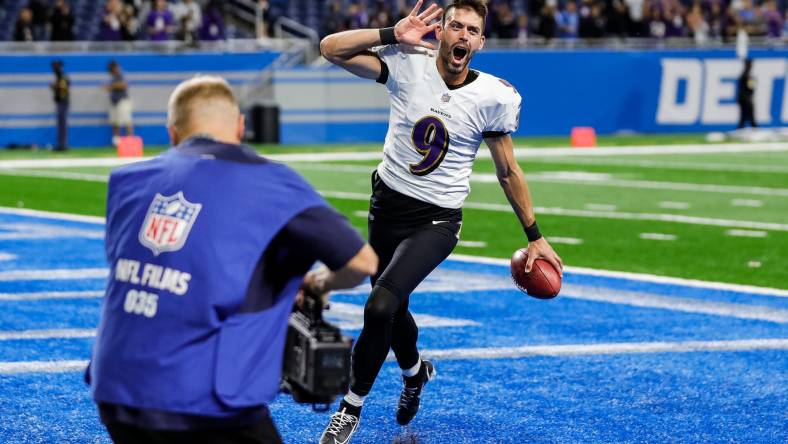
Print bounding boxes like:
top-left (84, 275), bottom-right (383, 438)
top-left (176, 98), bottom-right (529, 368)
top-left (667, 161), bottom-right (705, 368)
top-left (0, 328), bottom-right (96, 340)
top-left (318, 191), bottom-right (788, 232)
top-left (457, 240), bottom-right (487, 248)
top-left (0, 268), bottom-right (108, 281)
top-left (0, 169), bottom-right (108, 182)
top-left (352, 210), bottom-right (369, 218)
top-left (0, 207), bottom-right (105, 224)
top-left (561, 284), bottom-right (788, 324)
top-left (418, 338), bottom-right (788, 361)
top-left (525, 157), bottom-right (788, 173)
top-left (448, 254), bottom-right (788, 297)
top-left (726, 229), bottom-right (768, 238)
top-left (659, 201), bottom-right (691, 210)
top-left (471, 172), bottom-right (788, 197)
top-left (584, 203), bottom-right (617, 211)
top-left (297, 163), bottom-right (788, 198)
top-left (0, 360), bottom-right (88, 374)
top-left (0, 252), bottom-right (17, 261)
top-left (732, 199), bottom-right (764, 207)
top-left (546, 236), bottom-right (583, 245)
top-left (0, 206), bottom-right (784, 297)
top-left (0, 291), bottom-right (103, 301)
top-left (6, 339), bottom-right (787, 374)
top-left (640, 232), bottom-right (678, 241)
top-left (0, 142), bottom-right (785, 170)
top-left (0, 223), bottom-right (104, 240)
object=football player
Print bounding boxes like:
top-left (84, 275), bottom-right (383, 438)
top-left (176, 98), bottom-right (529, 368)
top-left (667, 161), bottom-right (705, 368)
top-left (319, 1), bottom-right (563, 442)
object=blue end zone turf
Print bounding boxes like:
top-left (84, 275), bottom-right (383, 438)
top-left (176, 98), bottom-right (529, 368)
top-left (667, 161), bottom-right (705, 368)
top-left (1, 210), bottom-right (787, 443)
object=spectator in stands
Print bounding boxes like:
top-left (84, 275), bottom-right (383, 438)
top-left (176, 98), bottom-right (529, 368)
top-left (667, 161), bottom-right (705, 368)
top-left (50, 0), bottom-right (75, 41)
top-left (13, 7), bottom-right (34, 42)
top-left (624, 0), bottom-right (647, 36)
top-left (647, 5), bottom-right (667, 38)
top-left (323, 0), bottom-right (347, 37)
top-left (517, 13), bottom-right (529, 42)
top-left (537, 3), bottom-right (558, 40)
top-left (763, 0), bottom-right (783, 38)
top-left (100, 0), bottom-right (124, 41)
top-left (493, 2), bottom-right (519, 39)
top-left (579, 0), bottom-right (606, 38)
top-left (368, 1), bottom-right (394, 29)
top-left (686, 2), bottom-right (710, 43)
top-left (737, 58), bottom-right (757, 128)
top-left (200, 0), bottom-right (226, 41)
top-left (105, 60), bottom-right (134, 145)
top-left (346, 2), bottom-right (368, 29)
top-left (50, 60), bottom-right (69, 151)
top-left (119, 4), bottom-right (140, 41)
top-left (29, 0), bottom-right (49, 41)
top-left (256, 0), bottom-right (272, 38)
top-left (556, 1), bottom-right (580, 39)
top-left (173, 0), bottom-right (202, 43)
top-left (146, 0), bottom-right (175, 41)
top-left (606, 0), bottom-right (632, 38)
top-left (665, 6), bottom-right (686, 37)
top-left (783, 10), bottom-right (788, 39)
top-left (707, 2), bottom-right (725, 39)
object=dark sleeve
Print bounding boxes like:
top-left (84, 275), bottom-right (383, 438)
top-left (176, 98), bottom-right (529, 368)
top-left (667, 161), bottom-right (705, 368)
top-left (482, 130), bottom-right (508, 139)
top-left (282, 206), bottom-right (365, 271)
top-left (376, 57), bottom-right (389, 85)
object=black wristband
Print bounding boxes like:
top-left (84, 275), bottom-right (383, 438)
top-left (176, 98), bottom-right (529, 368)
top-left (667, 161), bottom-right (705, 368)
top-left (379, 27), bottom-right (398, 45)
top-left (525, 222), bottom-right (542, 242)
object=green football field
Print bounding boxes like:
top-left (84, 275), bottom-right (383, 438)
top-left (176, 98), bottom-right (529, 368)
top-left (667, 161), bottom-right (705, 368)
top-left (1, 135), bottom-right (786, 289)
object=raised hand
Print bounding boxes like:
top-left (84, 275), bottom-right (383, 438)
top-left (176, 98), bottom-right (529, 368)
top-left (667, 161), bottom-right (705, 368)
top-left (393, 0), bottom-right (444, 49)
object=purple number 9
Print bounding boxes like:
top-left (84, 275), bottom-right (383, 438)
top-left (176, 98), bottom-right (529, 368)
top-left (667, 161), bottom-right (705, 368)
top-left (409, 116), bottom-right (450, 176)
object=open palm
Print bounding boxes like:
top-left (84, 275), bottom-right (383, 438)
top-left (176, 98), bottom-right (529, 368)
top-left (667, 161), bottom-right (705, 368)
top-left (394, 0), bottom-right (443, 49)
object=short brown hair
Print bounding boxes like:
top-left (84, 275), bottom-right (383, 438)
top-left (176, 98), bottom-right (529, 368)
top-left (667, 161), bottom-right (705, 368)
top-left (167, 75), bottom-right (238, 134)
top-left (443, 0), bottom-right (488, 28)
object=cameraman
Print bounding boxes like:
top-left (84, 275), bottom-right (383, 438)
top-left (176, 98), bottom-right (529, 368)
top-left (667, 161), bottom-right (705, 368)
top-left (87, 75), bottom-right (378, 444)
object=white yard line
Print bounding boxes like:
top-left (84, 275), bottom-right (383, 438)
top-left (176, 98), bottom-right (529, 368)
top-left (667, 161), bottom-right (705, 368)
top-left (640, 233), bottom-right (678, 241)
top-left (4, 339), bottom-right (787, 374)
top-left (0, 252), bottom-right (17, 261)
top-left (561, 284), bottom-right (788, 324)
top-left (732, 199), bottom-right (764, 207)
top-left (0, 142), bottom-right (787, 170)
top-left (659, 201), bottom-right (691, 210)
top-left (417, 338), bottom-right (788, 362)
top-left (0, 291), bottom-right (103, 301)
top-left (0, 169), bottom-right (109, 182)
top-left (0, 268), bottom-right (108, 282)
top-left (0, 207), bottom-right (105, 224)
top-left (726, 229), bottom-right (768, 238)
top-left (449, 254), bottom-right (788, 297)
top-left (525, 157), bottom-right (788, 174)
top-left (0, 328), bottom-right (96, 340)
top-left (0, 360), bottom-right (88, 374)
top-left (546, 237), bottom-right (584, 245)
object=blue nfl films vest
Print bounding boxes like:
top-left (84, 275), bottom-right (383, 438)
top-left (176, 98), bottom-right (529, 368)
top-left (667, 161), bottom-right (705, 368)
top-left (90, 142), bottom-right (327, 416)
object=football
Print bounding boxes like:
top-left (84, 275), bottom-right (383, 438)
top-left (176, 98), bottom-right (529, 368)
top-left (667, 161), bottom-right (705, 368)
top-left (510, 248), bottom-right (561, 299)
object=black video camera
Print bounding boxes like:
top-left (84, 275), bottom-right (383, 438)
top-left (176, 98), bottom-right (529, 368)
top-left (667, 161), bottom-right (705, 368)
top-left (281, 291), bottom-right (353, 411)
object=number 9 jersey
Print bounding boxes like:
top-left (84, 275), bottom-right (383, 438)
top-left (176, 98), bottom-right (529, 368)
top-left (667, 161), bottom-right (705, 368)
top-left (373, 44), bottom-right (522, 209)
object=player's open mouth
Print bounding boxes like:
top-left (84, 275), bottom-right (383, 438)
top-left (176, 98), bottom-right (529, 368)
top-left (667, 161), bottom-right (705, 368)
top-left (451, 46), bottom-right (468, 64)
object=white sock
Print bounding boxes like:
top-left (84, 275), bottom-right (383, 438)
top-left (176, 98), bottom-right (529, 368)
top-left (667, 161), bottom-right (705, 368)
top-left (343, 391), bottom-right (366, 407)
top-left (402, 359), bottom-right (421, 377)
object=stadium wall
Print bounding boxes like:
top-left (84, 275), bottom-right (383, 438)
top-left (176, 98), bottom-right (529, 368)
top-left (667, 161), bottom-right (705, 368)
top-left (276, 48), bottom-right (788, 144)
top-left (2, 48), bottom-right (788, 147)
top-left (0, 51), bottom-right (280, 148)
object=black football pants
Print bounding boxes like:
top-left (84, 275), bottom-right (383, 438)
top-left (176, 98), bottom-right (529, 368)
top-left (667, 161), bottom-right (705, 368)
top-left (104, 415), bottom-right (283, 444)
top-left (349, 216), bottom-right (460, 397)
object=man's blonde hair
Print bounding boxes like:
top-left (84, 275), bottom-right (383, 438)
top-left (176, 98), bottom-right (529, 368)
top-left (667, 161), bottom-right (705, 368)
top-left (167, 75), bottom-right (238, 135)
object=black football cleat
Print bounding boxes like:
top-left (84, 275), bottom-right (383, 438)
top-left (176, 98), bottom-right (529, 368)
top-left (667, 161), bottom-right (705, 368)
top-left (320, 402), bottom-right (361, 444)
top-left (396, 359), bottom-right (436, 425)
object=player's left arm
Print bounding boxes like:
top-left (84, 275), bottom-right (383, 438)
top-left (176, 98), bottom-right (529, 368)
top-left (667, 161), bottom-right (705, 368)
top-left (485, 134), bottom-right (563, 275)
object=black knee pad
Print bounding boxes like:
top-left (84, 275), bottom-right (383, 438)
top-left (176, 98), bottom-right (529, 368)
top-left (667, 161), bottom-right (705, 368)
top-left (363, 285), bottom-right (400, 324)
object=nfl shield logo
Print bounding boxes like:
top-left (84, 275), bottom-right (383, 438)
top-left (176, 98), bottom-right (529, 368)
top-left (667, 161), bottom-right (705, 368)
top-left (441, 93), bottom-right (451, 103)
top-left (138, 192), bottom-right (202, 256)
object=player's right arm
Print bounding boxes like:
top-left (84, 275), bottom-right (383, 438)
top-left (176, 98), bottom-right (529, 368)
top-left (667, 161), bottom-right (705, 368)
top-left (319, 0), bottom-right (443, 79)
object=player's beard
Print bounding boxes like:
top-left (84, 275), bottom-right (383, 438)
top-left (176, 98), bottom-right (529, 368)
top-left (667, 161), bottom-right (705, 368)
top-left (439, 42), bottom-right (472, 75)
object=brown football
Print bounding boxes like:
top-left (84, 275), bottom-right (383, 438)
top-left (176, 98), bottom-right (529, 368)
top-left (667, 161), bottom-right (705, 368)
top-left (510, 248), bottom-right (561, 299)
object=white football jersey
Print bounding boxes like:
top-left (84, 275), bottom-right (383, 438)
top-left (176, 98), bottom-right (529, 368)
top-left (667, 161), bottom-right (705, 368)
top-left (373, 44), bottom-right (521, 209)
